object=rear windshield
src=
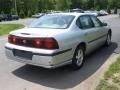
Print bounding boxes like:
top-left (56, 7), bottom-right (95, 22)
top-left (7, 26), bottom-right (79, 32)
top-left (29, 14), bottom-right (75, 29)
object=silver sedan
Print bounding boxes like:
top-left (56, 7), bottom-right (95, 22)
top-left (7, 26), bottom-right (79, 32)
top-left (5, 13), bottom-right (112, 70)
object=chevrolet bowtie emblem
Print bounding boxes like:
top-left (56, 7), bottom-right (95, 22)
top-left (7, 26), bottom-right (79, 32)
top-left (23, 40), bottom-right (27, 44)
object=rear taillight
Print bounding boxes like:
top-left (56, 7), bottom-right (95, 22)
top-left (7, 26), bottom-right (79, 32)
top-left (34, 38), bottom-right (59, 49)
top-left (44, 38), bottom-right (59, 49)
top-left (8, 35), bottom-right (59, 49)
top-left (8, 35), bottom-right (16, 44)
top-left (34, 39), bottom-right (43, 48)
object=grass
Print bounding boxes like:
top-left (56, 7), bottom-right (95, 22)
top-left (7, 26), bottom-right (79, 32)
top-left (96, 80), bottom-right (119, 90)
top-left (96, 57), bottom-right (120, 90)
top-left (0, 24), bottom-right (24, 35)
top-left (105, 58), bottom-right (120, 79)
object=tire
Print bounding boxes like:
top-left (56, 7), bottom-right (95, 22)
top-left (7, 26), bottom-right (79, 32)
top-left (105, 33), bottom-right (111, 46)
top-left (72, 46), bottom-right (85, 70)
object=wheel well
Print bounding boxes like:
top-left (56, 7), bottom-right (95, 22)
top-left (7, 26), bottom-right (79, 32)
top-left (108, 29), bottom-right (112, 36)
top-left (77, 42), bottom-right (86, 52)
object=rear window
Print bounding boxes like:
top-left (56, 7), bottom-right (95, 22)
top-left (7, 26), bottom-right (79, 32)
top-left (29, 14), bottom-right (75, 29)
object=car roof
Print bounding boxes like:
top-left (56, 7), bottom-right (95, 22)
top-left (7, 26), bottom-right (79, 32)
top-left (46, 12), bottom-right (94, 17)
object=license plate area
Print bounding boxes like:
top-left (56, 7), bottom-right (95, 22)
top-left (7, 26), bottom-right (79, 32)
top-left (13, 49), bottom-right (32, 60)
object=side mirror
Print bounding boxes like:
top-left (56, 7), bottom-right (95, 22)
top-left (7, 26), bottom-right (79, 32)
top-left (102, 23), bottom-right (107, 26)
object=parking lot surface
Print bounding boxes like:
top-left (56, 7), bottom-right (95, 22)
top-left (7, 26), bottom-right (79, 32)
top-left (0, 15), bottom-right (120, 90)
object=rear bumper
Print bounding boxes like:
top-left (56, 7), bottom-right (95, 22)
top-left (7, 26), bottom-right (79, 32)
top-left (5, 43), bottom-right (72, 68)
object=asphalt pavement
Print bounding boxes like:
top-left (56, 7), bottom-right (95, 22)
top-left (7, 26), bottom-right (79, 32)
top-left (0, 15), bottom-right (120, 90)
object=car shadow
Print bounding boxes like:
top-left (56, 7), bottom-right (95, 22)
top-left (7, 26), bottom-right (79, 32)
top-left (12, 42), bottom-right (118, 89)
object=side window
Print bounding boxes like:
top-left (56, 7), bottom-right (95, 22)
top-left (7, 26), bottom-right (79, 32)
top-left (90, 16), bottom-right (101, 27)
top-left (79, 15), bottom-right (94, 29)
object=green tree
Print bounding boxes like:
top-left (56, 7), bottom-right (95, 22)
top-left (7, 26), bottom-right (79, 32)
top-left (55, 0), bottom-right (71, 10)
top-left (0, 0), bottom-right (120, 17)
top-left (0, 0), bottom-right (12, 14)
top-left (70, 0), bottom-right (83, 9)
top-left (11, 8), bottom-right (16, 14)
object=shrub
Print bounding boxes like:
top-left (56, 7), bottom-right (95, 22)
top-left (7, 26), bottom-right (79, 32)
top-left (107, 6), bottom-right (111, 14)
top-left (19, 10), bottom-right (25, 18)
top-left (1, 11), bottom-right (4, 15)
top-left (27, 10), bottom-right (32, 17)
top-left (114, 7), bottom-right (117, 14)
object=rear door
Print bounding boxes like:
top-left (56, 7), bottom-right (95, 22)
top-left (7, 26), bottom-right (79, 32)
top-left (90, 15), bottom-right (108, 44)
top-left (77, 15), bottom-right (101, 52)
